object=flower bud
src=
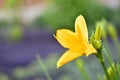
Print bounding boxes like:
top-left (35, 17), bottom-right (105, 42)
top-left (96, 19), bottom-right (107, 39)
top-left (90, 36), bottom-right (102, 50)
top-left (107, 23), bottom-right (118, 40)
top-left (104, 64), bottom-right (116, 80)
top-left (95, 24), bottom-right (102, 41)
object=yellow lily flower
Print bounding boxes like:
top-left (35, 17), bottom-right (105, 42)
top-left (55, 15), bottom-right (97, 68)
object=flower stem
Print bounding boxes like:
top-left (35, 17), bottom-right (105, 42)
top-left (96, 48), bottom-right (110, 80)
top-left (113, 38), bottom-right (120, 60)
top-left (100, 60), bottom-right (110, 80)
top-left (103, 48), bottom-right (118, 80)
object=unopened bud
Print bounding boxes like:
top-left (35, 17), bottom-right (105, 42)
top-left (96, 19), bottom-right (107, 39)
top-left (90, 32), bottom-right (102, 50)
top-left (95, 24), bottom-right (102, 41)
top-left (104, 63), bottom-right (116, 80)
top-left (107, 23), bottom-right (117, 40)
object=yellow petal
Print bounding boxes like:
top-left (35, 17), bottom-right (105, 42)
top-left (57, 50), bottom-right (84, 68)
top-left (55, 29), bottom-right (85, 50)
top-left (75, 15), bottom-right (88, 45)
top-left (85, 44), bottom-right (97, 56)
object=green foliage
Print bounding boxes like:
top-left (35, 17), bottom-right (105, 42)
top-left (36, 55), bottom-right (52, 80)
top-left (76, 59), bottom-right (90, 80)
top-left (110, 7), bottom-right (120, 30)
top-left (39, 0), bottom-right (112, 30)
top-left (0, 20), bottom-right (8, 27)
top-left (10, 53), bottom-right (102, 80)
top-left (0, 73), bottom-right (9, 80)
top-left (4, 0), bottom-right (22, 8)
top-left (9, 25), bottom-right (23, 41)
top-left (12, 53), bottom-right (60, 80)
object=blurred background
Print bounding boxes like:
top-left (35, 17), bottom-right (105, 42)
top-left (0, 0), bottom-right (120, 80)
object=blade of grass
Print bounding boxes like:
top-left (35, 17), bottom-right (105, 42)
top-left (113, 38), bottom-right (120, 59)
top-left (103, 48), bottom-right (118, 80)
top-left (116, 63), bottom-right (120, 79)
top-left (103, 38), bottom-right (111, 55)
top-left (36, 54), bottom-right (52, 80)
top-left (75, 59), bottom-right (90, 80)
top-left (97, 74), bottom-right (102, 80)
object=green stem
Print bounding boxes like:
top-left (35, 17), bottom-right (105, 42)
top-left (103, 48), bottom-right (118, 80)
top-left (116, 63), bottom-right (120, 79)
top-left (113, 38), bottom-right (120, 59)
top-left (103, 38), bottom-right (111, 55)
top-left (100, 60), bottom-right (110, 80)
top-left (96, 48), bottom-right (110, 80)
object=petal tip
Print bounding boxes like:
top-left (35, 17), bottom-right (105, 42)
top-left (76, 15), bottom-right (84, 20)
top-left (57, 62), bottom-right (63, 68)
top-left (57, 65), bottom-right (61, 68)
top-left (55, 29), bottom-right (65, 37)
top-left (85, 44), bottom-right (97, 56)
